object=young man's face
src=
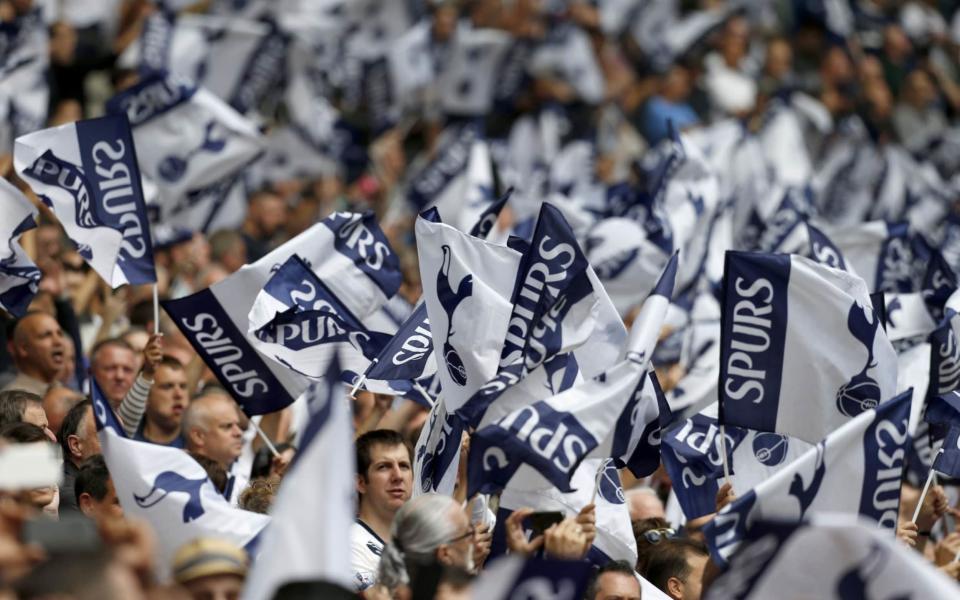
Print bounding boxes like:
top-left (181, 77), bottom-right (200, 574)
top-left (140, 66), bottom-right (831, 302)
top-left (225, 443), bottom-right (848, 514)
top-left (146, 365), bottom-right (189, 431)
top-left (79, 480), bottom-right (123, 521)
top-left (357, 443), bottom-right (412, 514)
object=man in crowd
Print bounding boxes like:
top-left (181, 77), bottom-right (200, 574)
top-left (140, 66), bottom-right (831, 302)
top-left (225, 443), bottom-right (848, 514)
top-left (59, 400), bottom-right (102, 513)
top-left (584, 561), bottom-right (642, 600)
top-left (42, 385), bottom-right (84, 440)
top-left (351, 429), bottom-right (413, 592)
top-left (134, 356), bottom-right (189, 448)
top-left (89, 337), bottom-right (162, 436)
top-left (172, 538), bottom-right (248, 600)
top-left (182, 392), bottom-right (244, 471)
top-left (2, 312), bottom-right (66, 396)
top-left (75, 455), bottom-right (123, 522)
top-left (643, 537), bottom-right (709, 600)
top-left (0, 390), bottom-right (55, 441)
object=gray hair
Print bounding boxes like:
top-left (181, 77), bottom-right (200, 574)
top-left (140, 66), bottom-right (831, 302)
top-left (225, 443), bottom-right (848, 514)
top-left (377, 494), bottom-right (461, 590)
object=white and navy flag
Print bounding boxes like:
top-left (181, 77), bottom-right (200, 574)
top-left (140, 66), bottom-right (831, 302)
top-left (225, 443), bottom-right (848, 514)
top-left (14, 114), bottom-right (156, 287)
top-left (933, 424), bottom-right (960, 479)
top-left (362, 301), bottom-right (435, 390)
top-left (416, 214), bottom-right (523, 414)
top-left (823, 220), bottom-right (927, 294)
top-left (164, 212), bottom-right (401, 415)
top-left (929, 313), bottom-right (960, 400)
top-left (0, 178), bottom-right (41, 317)
top-left (105, 72), bottom-right (264, 233)
top-left (437, 27), bottom-right (513, 116)
top-left (458, 204), bottom-right (630, 429)
top-left (705, 515), bottom-right (960, 600)
top-left (413, 398), bottom-right (465, 497)
top-left (471, 556), bottom-right (593, 600)
top-left (247, 254), bottom-right (390, 385)
top-left (91, 380), bottom-right (269, 581)
top-left (242, 360), bottom-right (355, 599)
top-left (719, 251), bottom-right (898, 444)
top-left (662, 406), bottom-right (811, 520)
top-left (466, 253), bottom-right (677, 496)
top-left (703, 390), bottom-right (912, 564)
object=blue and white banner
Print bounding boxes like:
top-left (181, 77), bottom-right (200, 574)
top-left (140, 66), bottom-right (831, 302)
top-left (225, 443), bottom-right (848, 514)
top-left (496, 457), bottom-right (638, 568)
top-left (164, 212), bottom-right (401, 415)
top-left (407, 122), bottom-right (482, 213)
top-left (705, 515), bottom-right (960, 599)
top-left (704, 390), bottom-right (912, 563)
top-left (610, 371), bottom-right (672, 478)
top-left (884, 292), bottom-right (937, 344)
top-left (923, 250), bottom-right (957, 322)
top-left (719, 252), bottom-right (898, 443)
top-left (585, 217), bottom-right (671, 316)
top-left (929, 315), bottom-right (960, 399)
top-left (247, 255), bottom-right (390, 384)
top-left (416, 215), bottom-right (522, 414)
top-left (471, 556), bottom-right (593, 600)
top-left (468, 253), bottom-right (676, 495)
top-left (105, 73), bottom-right (264, 233)
top-left (823, 221), bottom-right (924, 294)
top-left (926, 391), bottom-right (960, 436)
top-left (363, 301), bottom-right (436, 388)
top-left (412, 398), bottom-right (465, 497)
top-left (91, 380), bottom-right (269, 581)
top-left (242, 361), bottom-right (355, 598)
top-left (0, 7), bottom-right (49, 154)
top-left (438, 28), bottom-right (513, 116)
top-left (14, 114), bottom-right (156, 287)
top-left (933, 425), bottom-right (960, 479)
top-left (0, 178), bottom-right (41, 317)
top-left (662, 405), bottom-right (811, 520)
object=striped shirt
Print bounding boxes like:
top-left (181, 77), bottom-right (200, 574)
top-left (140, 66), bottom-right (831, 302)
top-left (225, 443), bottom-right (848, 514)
top-left (117, 374), bottom-right (153, 438)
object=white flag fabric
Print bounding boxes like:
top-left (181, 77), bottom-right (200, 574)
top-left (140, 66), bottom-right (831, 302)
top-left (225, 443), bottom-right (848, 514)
top-left (662, 403), bottom-right (811, 520)
top-left (0, 178), bottom-right (41, 317)
top-left (105, 72), bottom-right (264, 232)
top-left (412, 398), bottom-right (465, 497)
top-left (719, 251), bottom-right (898, 443)
top-left (704, 390), bottom-right (912, 563)
top-left (91, 381), bottom-right (269, 582)
top-left (163, 212), bottom-right (401, 415)
top-left (438, 27), bottom-right (512, 116)
top-left (246, 254), bottom-right (391, 389)
top-left (821, 221), bottom-right (921, 293)
top-left (705, 515), bottom-right (960, 599)
top-left (498, 457), bottom-right (638, 567)
top-left (415, 216), bottom-right (522, 414)
top-left (242, 367), bottom-right (355, 598)
top-left (14, 114), bottom-right (156, 287)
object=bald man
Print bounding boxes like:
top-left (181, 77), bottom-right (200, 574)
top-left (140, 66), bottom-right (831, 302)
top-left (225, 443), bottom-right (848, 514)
top-left (3, 312), bottom-right (66, 395)
top-left (182, 393), bottom-right (244, 469)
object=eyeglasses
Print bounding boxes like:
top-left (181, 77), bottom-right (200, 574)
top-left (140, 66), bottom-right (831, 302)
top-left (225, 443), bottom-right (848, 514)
top-left (447, 525), bottom-right (476, 544)
top-left (643, 528), bottom-right (677, 544)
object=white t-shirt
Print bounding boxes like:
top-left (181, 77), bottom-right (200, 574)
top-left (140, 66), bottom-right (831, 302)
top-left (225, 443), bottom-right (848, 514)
top-left (350, 520), bottom-right (385, 592)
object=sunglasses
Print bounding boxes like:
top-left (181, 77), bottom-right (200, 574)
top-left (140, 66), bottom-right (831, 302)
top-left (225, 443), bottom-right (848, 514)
top-left (643, 528), bottom-right (677, 544)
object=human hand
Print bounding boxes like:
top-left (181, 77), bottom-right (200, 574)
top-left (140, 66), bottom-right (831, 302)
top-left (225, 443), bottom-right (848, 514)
top-left (897, 520), bottom-right (918, 548)
top-left (141, 333), bottom-right (163, 379)
top-left (917, 485), bottom-right (949, 531)
top-left (576, 503), bottom-right (597, 549)
top-left (505, 508), bottom-right (544, 557)
top-left (939, 560), bottom-right (960, 581)
top-left (544, 518), bottom-right (589, 560)
top-left (716, 482), bottom-right (736, 512)
top-left (935, 532), bottom-right (960, 566)
top-left (270, 447), bottom-right (296, 478)
top-left (473, 521), bottom-right (492, 568)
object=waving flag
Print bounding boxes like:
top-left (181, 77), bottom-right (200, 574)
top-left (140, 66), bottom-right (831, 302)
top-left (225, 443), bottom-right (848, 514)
top-left (91, 380), bottom-right (269, 581)
top-left (468, 253), bottom-right (677, 496)
top-left (884, 292), bottom-right (937, 344)
top-left (706, 515), bottom-right (960, 599)
top-left (416, 215), bottom-right (522, 413)
top-left (164, 212), bottom-right (401, 415)
top-left (412, 399), bottom-right (465, 497)
top-left (242, 361), bottom-right (354, 599)
top-left (923, 249), bottom-right (957, 321)
top-left (0, 178), bottom-right (41, 317)
top-left (105, 73), bottom-right (264, 232)
top-left (459, 208), bottom-right (633, 428)
top-left (406, 122), bottom-right (487, 219)
top-left (438, 28), bottom-right (513, 116)
top-left (362, 302), bottom-right (436, 389)
top-left (610, 371), bottom-right (673, 478)
top-left (14, 114), bottom-right (156, 286)
top-left (704, 390), bottom-right (912, 563)
top-left (933, 424), bottom-right (960, 478)
top-left (472, 556), bottom-right (591, 600)
top-left (662, 405), bottom-right (811, 520)
top-left (823, 221), bottom-right (926, 293)
top-left (471, 556), bottom-right (592, 600)
top-left (929, 315), bottom-right (960, 399)
top-left (247, 255), bottom-right (391, 385)
top-left (719, 251), bottom-right (898, 443)
top-left (495, 457), bottom-right (638, 567)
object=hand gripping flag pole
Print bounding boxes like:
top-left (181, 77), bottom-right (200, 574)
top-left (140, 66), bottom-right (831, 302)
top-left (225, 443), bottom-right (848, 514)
top-left (911, 453), bottom-right (939, 526)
